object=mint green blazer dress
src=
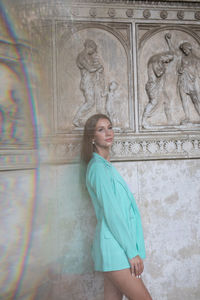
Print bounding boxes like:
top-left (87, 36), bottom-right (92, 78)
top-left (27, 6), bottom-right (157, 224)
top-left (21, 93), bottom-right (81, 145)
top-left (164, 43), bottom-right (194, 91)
top-left (86, 152), bottom-right (146, 272)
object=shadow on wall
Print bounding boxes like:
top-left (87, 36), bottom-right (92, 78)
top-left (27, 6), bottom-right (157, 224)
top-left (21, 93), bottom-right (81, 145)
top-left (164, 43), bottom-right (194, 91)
top-left (31, 162), bottom-right (102, 300)
top-left (34, 270), bottom-right (103, 300)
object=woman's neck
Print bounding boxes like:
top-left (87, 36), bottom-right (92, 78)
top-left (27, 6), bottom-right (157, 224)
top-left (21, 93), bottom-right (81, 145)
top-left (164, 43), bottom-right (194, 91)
top-left (95, 148), bottom-right (110, 161)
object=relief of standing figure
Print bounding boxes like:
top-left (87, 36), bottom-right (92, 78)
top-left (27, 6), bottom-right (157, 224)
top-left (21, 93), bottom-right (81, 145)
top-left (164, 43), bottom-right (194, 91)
top-left (165, 33), bottom-right (200, 124)
top-left (73, 39), bottom-right (105, 127)
top-left (142, 50), bottom-right (174, 128)
top-left (103, 81), bottom-right (119, 124)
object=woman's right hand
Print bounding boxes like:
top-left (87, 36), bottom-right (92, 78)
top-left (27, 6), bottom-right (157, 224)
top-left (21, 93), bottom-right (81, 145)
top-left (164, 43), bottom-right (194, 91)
top-left (129, 255), bottom-right (144, 278)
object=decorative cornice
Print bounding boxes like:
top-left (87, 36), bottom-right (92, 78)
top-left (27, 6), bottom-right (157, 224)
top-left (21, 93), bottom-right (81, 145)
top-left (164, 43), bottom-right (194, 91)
top-left (111, 135), bottom-right (200, 161)
top-left (15, 2), bottom-right (200, 23)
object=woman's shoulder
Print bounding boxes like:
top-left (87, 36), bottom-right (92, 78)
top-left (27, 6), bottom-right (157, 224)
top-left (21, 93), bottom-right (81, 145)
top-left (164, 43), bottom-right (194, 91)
top-left (86, 154), bottom-right (112, 180)
top-left (88, 153), bottom-right (111, 168)
top-left (87, 156), bottom-right (105, 174)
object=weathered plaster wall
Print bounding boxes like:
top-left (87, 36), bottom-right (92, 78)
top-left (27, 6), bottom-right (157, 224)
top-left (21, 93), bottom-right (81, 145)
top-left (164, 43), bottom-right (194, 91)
top-left (1, 160), bottom-right (199, 299)
top-left (115, 159), bottom-right (200, 300)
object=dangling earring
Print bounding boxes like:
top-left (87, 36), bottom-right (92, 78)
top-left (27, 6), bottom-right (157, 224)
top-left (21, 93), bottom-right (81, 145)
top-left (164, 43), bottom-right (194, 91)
top-left (92, 140), bottom-right (95, 145)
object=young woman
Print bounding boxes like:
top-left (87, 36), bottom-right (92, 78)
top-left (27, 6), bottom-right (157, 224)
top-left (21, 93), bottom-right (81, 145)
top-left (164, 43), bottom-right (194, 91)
top-left (81, 114), bottom-right (152, 300)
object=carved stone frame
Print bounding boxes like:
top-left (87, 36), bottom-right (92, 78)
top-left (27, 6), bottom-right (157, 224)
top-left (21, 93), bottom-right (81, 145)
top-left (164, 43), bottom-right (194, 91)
top-left (54, 21), bottom-right (134, 134)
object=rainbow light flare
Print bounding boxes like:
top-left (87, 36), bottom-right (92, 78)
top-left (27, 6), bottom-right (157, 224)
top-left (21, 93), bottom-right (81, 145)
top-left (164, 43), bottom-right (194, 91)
top-left (0, 2), bottom-right (39, 300)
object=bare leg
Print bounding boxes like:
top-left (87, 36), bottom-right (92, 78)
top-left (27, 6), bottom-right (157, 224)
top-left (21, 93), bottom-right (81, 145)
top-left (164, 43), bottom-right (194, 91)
top-left (73, 90), bottom-right (95, 127)
top-left (163, 100), bottom-right (173, 124)
top-left (142, 98), bottom-right (158, 128)
top-left (105, 269), bottom-right (152, 300)
top-left (104, 275), bottom-right (123, 300)
top-left (179, 89), bottom-right (190, 123)
top-left (190, 92), bottom-right (200, 116)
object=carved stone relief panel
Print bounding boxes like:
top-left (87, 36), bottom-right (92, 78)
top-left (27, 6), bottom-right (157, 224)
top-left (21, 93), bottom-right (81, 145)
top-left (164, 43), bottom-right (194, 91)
top-left (55, 22), bottom-right (133, 133)
top-left (0, 36), bottom-right (37, 169)
top-left (0, 40), bottom-right (34, 146)
top-left (137, 25), bottom-right (200, 131)
top-left (0, 5), bottom-right (55, 169)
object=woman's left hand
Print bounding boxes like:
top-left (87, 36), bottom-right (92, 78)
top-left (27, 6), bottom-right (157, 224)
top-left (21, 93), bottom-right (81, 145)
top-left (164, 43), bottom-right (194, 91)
top-left (129, 255), bottom-right (144, 278)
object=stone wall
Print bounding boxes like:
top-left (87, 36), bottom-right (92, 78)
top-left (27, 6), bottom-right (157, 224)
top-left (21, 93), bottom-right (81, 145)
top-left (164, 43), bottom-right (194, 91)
top-left (0, 0), bottom-right (200, 299)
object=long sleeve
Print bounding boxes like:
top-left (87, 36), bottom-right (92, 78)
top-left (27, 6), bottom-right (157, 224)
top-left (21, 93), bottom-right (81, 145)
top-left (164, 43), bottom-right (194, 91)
top-left (87, 162), bottom-right (138, 259)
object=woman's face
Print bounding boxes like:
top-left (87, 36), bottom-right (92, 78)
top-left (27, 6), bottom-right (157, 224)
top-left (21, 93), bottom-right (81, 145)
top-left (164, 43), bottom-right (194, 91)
top-left (94, 118), bottom-right (114, 151)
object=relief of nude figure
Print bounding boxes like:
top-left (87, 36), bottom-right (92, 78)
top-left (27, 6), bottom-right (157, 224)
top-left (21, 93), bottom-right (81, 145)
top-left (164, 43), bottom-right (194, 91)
top-left (73, 39), bottom-right (105, 127)
top-left (142, 34), bottom-right (174, 129)
top-left (165, 33), bottom-right (200, 125)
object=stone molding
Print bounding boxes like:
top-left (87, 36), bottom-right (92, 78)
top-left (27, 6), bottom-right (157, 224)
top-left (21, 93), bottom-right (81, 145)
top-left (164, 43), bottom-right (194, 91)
top-left (39, 134), bottom-right (200, 163)
top-left (0, 149), bottom-right (38, 170)
top-left (16, 3), bottom-right (200, 22)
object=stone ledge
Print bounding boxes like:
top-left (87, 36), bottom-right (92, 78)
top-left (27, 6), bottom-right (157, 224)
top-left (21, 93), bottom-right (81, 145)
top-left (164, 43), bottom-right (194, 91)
top-left (0, 149), bottom-right (38, 170)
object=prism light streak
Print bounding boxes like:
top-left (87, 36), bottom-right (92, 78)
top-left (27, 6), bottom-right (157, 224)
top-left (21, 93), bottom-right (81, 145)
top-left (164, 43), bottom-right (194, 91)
top-left (0, 2), bottom-right (39, 300)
